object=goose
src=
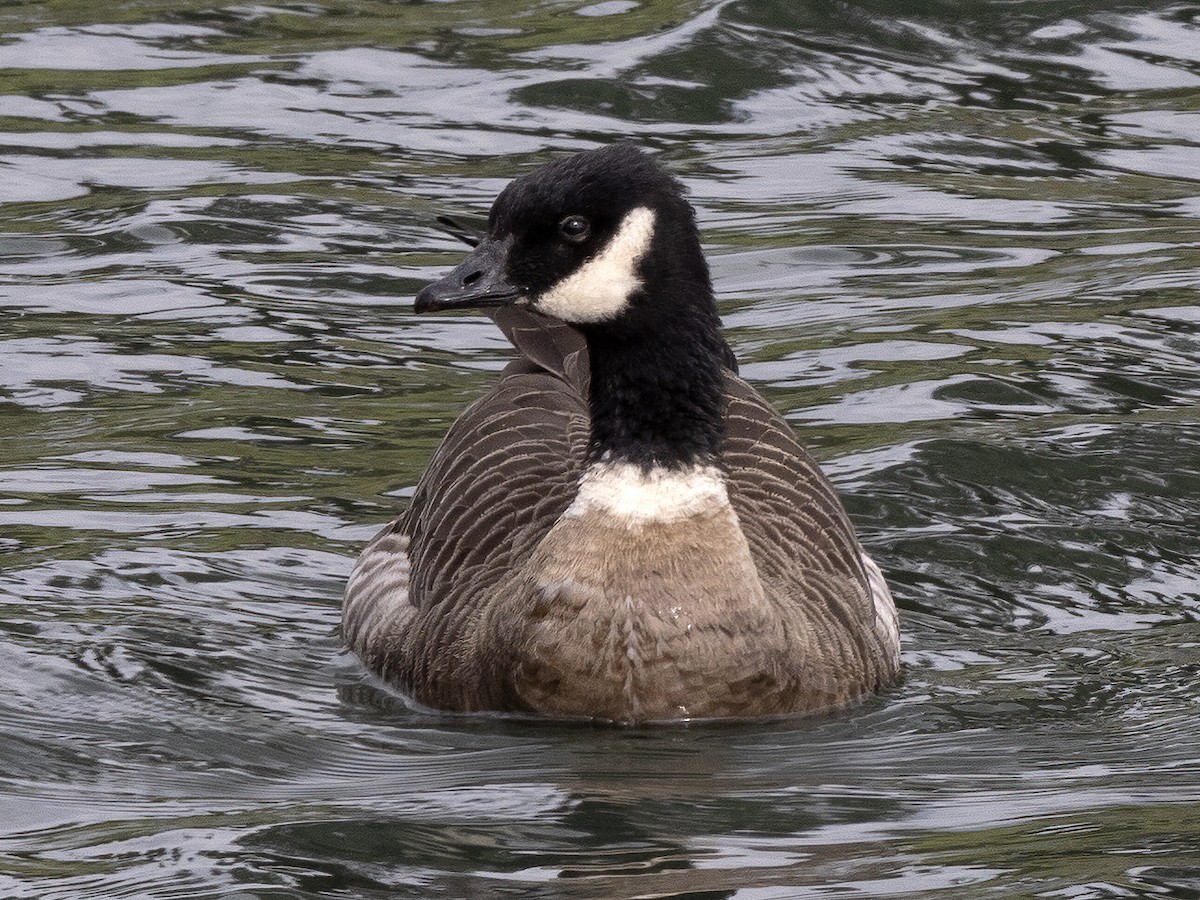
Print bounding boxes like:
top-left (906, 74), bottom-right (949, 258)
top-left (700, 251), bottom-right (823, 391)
top-left (343, 145), bottom-right (900, 723)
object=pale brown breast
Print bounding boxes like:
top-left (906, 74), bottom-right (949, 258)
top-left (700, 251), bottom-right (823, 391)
top-left (491, 505), bottom-right (793, 722)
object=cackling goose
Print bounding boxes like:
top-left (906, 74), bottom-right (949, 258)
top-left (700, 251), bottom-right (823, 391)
top-left (343, 145), bottom-right (901, 723)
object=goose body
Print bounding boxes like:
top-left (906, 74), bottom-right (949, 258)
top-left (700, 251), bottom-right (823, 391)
top-left (344, 146), bottom-right (900, 722)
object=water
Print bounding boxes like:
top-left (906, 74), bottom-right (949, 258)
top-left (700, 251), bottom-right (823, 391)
top-left (2, 0), bottom-right (1199, 896)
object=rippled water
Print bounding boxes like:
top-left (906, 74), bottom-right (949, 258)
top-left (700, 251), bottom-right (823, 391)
top-left (2, 1), bottom-right (1199, 897)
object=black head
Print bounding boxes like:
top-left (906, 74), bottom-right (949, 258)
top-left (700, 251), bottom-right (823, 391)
top-left (415, 145), bottom-right (716, 331)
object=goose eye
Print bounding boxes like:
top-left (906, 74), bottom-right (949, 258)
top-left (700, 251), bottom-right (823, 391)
top-left (558, 215), bottom-right (591, 243)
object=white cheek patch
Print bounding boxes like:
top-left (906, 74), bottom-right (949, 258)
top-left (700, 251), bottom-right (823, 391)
top-left (565, 461), bottom-right (730, 525)
top-left (535, 207), bottom-right (656, 323)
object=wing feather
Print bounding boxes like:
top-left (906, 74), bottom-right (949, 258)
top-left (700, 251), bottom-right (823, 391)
top-left (722, 372), bottom-right (899, 684)
top-left (344, 314), bottom-right (590, 685)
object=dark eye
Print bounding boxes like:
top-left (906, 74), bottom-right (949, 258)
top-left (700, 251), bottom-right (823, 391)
top-left (558, 215), bottom-right (591, 243)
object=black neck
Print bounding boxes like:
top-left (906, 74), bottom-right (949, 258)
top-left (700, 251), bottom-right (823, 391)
top-left (584, 307), bottom-right (726, 470)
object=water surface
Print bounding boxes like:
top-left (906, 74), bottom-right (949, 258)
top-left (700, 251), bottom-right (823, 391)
top-left (2, 1), bottom-right (1199, 897)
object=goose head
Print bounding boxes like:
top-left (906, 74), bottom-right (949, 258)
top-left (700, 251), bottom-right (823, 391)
top-left (415, 145), bottom-right (717, 335)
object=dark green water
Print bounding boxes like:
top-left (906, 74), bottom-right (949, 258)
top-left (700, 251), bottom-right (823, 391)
top-left (2, 1), bottom-right (1199, 897)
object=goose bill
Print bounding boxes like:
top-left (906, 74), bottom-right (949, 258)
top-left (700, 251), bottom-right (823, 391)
top-left (414, 239), bottom-right (525, 312)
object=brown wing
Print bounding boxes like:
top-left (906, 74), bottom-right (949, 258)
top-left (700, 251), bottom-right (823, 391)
top-left (401, 366), bottom-right (590, 614)
top-left (722, 373), bottom-right (867, 582)
top-left (721, 373), bottom-right (897, 688)
top-left (401, 309), bottom-right (590, 614)
top-left (343, 310), bottom-right (590, 694)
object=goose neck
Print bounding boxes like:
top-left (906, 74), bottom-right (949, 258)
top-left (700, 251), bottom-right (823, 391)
top-left (584, 316), bottom-right (726, 470)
